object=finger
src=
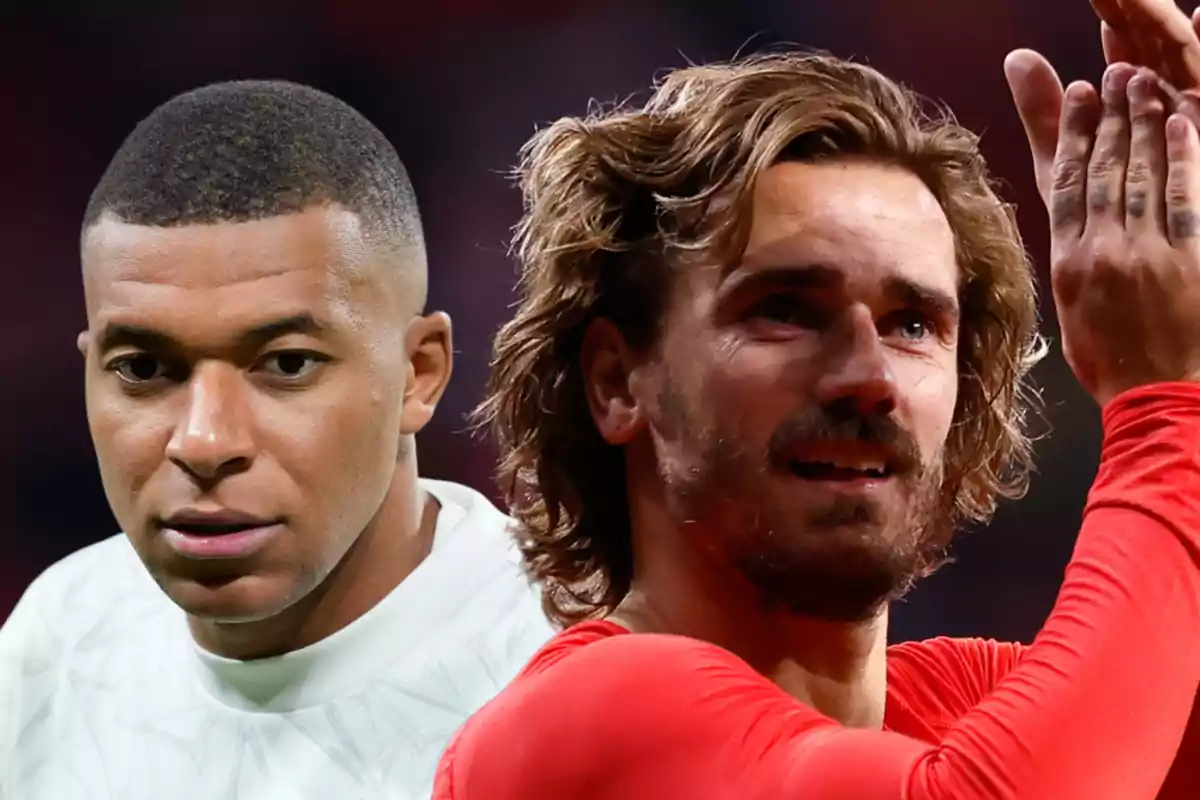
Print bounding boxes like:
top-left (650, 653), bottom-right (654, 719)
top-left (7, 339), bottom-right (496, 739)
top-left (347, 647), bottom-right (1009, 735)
top-left (1004, 49), bottom-right (1064, 201)
top-left (1085, 64), bottom-right (1138, 234)
top-left (1165, 113), bottom-right (1200, 247)
top-left (1179, 92), bottom-right (1200, 129)
top-left (1144, 73), bottom-right (1200, 136)
top-left (1103, 20), bottom-right (1140, 65)
top-left (1050, 81), bottom-right (1102, 249)
top-left (1115, 0), bottom-right (1200, 89)
top-left (1125, 72), bottom-right (1168, 233)
top-left (1096, 0), bottom-right (1148, 64)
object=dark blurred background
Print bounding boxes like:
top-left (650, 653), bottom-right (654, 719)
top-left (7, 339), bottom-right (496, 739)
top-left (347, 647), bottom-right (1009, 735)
top-left (0, 0), bottom-right (1114, 643)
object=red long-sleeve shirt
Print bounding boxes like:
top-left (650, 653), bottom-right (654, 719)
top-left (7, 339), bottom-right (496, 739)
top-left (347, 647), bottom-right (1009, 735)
top-left (435, 384), bottom-right (1200, 799)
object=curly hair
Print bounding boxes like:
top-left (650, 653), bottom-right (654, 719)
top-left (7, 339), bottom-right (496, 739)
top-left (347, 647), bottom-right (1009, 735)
top-left (476, 51), bottom-right (1046, 627)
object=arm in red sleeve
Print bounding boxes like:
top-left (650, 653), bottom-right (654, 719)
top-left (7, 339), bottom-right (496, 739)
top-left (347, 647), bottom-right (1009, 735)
top-left (888, 636), bottom-right (1200, 798)
top-left (437, 383), bottom-right (1200, 800)
top-left (883, 637), bottom-right (1028, 739)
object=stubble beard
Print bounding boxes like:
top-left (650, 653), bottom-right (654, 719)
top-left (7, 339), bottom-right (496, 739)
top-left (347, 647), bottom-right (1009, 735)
top-left (660, 411), bottom-right (958, 624)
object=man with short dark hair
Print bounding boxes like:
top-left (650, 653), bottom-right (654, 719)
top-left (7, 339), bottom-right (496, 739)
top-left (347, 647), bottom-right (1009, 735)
top-left (0, 80), bottom-right (554, 800)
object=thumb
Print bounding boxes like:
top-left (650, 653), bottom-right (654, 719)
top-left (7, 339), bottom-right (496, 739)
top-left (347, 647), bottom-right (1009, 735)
top-left (1101, 20), bottom-right (1138, 65)
top-left (1004, 49), bottom-right (1066, 205)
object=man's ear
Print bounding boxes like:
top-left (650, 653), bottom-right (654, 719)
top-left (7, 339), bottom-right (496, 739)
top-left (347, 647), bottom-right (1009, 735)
top-left (400, 312), bottom-right (453, 435)
top-left (76, 330), bottom-right (90, 360)
top-left (581, 318), bottom-right (649, 445)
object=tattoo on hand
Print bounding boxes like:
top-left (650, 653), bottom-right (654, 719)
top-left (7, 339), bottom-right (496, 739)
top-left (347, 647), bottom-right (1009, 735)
top-left (1127, 190), bottom-right (1148, 219)
top-left (1169, 210), bottom-right (1200, 240)
top-left (1088, 184), bottom-right (1113, 214)
top-left (1053, 194), bottom-right (1085, 231)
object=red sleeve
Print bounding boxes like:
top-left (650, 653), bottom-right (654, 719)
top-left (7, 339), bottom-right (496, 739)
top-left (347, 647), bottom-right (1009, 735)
top-left (884, 637), bottom-right (1027, 737)
top-left (437, 383), bottom-right (1200, 800)
top-left (889, 637), bottom-right (1200, 798)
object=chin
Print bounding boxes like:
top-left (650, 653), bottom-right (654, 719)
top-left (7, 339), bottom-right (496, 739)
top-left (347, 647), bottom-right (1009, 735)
top-left (158, 571), bottom-right (303, 625)
top-left (730, 513), bottom-right (946, 623)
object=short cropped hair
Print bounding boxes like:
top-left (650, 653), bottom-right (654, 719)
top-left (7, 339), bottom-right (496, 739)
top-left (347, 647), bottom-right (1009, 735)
top-left (83, 79), bottom-right (423, 254)
top-left (477, 52), bottom-right (1046, 627)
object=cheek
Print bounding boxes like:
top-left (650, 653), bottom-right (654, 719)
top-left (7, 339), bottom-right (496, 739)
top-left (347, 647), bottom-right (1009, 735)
top-left (86, 386), bottom-right (173, 509)
top-left (714, 339), bottom-right (811, 413)
top-left (899, 360), bottom-right (959, 450)
top-left (259, 368), bottom-right (404, 501)
top-left (674, 341), bottom-right (802, 448)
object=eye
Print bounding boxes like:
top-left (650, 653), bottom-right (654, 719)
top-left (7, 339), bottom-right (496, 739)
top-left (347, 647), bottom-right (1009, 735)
top-left (256, 350), bottom-right (330, 380)
top-left (107, 354), bottom-right (168, 384)
top-left (881, 310), bottom-right (936, 342)
top-left (749, 294), bottom-right (827, 329)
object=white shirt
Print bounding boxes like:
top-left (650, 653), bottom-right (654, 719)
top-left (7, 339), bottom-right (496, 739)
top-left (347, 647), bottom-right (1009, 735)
top-left (0, 479), bottom-right (557, 800)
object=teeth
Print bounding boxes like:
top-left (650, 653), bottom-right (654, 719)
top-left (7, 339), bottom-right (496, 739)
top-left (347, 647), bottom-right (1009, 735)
top-left (828, 459), bottom-right (885, 473)
top-left (792, 460), bottom-right (889, 478)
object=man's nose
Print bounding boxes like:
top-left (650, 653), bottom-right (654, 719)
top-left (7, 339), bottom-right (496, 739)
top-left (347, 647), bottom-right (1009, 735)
top-left (814, 307), bottom-right (898, 419)
top-left (164, 362), bottom-right (256, 483)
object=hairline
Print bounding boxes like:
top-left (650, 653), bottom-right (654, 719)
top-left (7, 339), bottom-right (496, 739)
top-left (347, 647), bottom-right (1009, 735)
top-left (80, 203), bottom-right (429, 312)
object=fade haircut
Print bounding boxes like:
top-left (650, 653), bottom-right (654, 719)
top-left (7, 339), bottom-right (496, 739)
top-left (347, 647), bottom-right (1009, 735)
top-left (476, 52), bottom-right (1046, 627)
top-left (83, 80), bottom-right (425, 298)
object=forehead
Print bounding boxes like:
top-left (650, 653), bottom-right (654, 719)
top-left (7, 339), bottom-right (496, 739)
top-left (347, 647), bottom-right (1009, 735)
top-left (738, 160), bottom-right (958, 291)
top-left (81, 206), bottom-right (389, 333)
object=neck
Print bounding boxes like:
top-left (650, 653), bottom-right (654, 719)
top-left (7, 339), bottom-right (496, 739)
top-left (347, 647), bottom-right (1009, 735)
top-left (189, 447), bottom-right (437, 660)
top-left (613, 475), bottom-right (889, 729)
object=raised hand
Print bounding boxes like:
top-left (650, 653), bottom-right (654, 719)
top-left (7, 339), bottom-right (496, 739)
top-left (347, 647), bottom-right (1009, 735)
top-left (1005, 2), bottom-right (1200, 208)
top-left (1093, 0), bottom-right (1200, 91)
top-left (1049, 64), bottom-right (1200, 405)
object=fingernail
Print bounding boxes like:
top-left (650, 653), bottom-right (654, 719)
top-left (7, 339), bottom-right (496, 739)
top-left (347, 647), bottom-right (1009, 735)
top-left (1168, 114), bottom-right (1189, 142)
top-left (1104, 68), bottom-right (1122, 97)
top-left (1103, 67), bottom-right (1117, 92)
top-left (1128, 75), bottom-right (1149, 101)
top-left (1064, 81), bottom-right (1091, 106)
top-left (1104, 64), bottom-right (1135, 96)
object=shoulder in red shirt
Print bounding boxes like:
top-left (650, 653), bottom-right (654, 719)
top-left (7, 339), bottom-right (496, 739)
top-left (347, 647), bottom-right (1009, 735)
top-left (436, 384), bottom-right (1200, 800)
top-left (436, 622), bottom-right (1025, 799)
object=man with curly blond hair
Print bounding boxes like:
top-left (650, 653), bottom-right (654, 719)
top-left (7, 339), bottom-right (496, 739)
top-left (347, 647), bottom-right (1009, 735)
top-left (434, 40), bottom-right (1200, 800)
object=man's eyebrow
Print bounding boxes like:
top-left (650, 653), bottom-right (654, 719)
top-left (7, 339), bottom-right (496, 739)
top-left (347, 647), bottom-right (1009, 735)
top-left (718, 264), bottom-right (844, 296)
top-left (720, 264), bottom-right (959, 320)
top-left (243, 313), bottom-right (326, 341)
top-left (882, 276), bottom-right (960, 322)
top-left (94, 313), bottom-right (328, 354)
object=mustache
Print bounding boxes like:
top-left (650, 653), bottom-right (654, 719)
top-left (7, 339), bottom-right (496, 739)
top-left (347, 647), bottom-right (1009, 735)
top-left (766, 406), bottom-right (923, 474)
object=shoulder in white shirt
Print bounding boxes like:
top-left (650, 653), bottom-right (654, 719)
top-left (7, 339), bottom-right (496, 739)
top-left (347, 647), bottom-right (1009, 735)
top-left (0, 479), bottom-right (556, 800)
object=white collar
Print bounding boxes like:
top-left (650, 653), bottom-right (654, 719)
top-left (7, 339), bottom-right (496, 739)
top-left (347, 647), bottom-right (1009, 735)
top-left (189, 479), bottom-right (519, 711)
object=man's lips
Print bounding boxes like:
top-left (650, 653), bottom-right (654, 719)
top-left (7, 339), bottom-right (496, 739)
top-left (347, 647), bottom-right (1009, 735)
top-left (784, 442), bottom-right (900, 481)
top-left (157, 509), bottom-right (285, 560)
top-left (159, 508), bottom-right (281, 535)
